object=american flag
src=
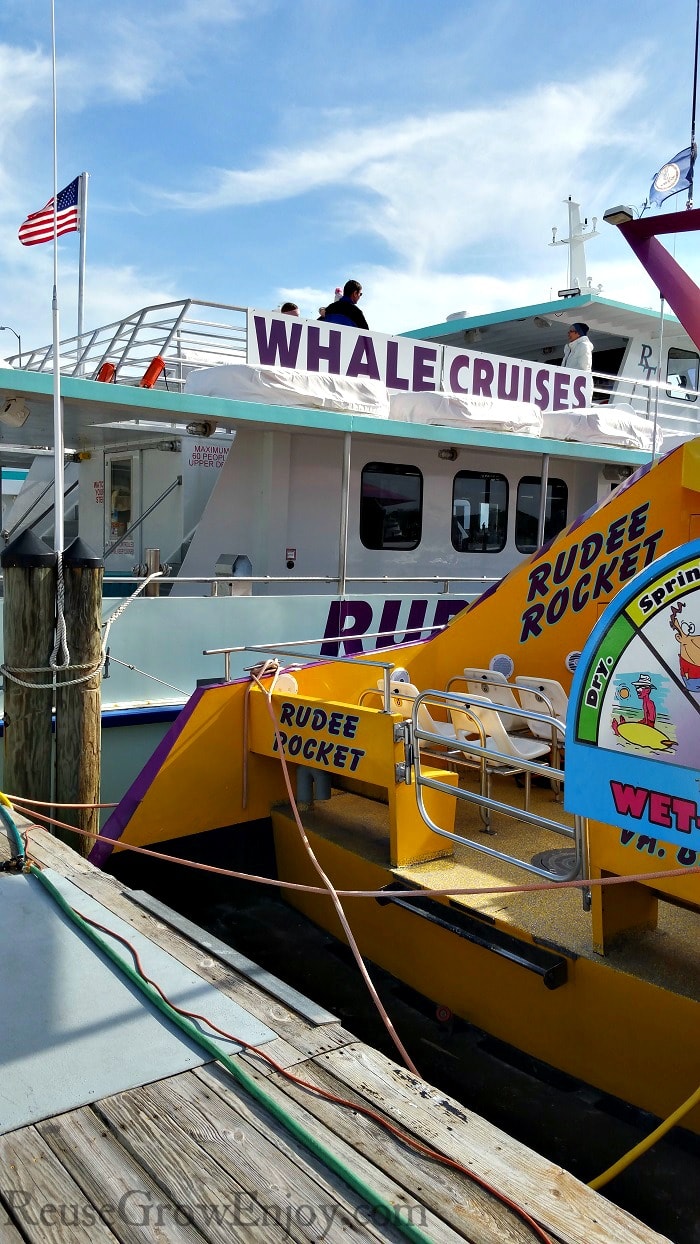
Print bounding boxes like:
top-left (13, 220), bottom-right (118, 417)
top-left (18, 177), bottom-right (81, 247)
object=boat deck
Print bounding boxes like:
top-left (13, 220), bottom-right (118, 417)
top-left (288, 773), bottom-right (700, 1005)
top-left (0, 824), bottom-right (671, 1244)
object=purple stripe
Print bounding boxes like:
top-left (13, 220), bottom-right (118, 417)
top-left (89, 687), bottom-right (210, 868)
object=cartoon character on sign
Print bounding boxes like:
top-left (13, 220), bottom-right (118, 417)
top-left (670, 601), bottom-right (700, 692)
top-left (612, 672), bottom-right (675, 751)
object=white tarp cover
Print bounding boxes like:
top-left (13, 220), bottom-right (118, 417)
top-left (184, 362), bottom-right (390, 417)
top-left (541, 404), bottom-right (662, 451)
top-left (389, 390), bottom-right (543, 434)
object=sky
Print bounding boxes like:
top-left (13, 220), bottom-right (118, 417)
top-left (1, 0), bottom-right (699, 358)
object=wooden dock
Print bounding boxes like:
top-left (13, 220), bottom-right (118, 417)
top-left (0, 826), bottom-right (671, 1244)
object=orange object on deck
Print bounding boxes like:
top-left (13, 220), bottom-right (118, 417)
top-left (139, 356), bottom-right (166, 389)
top-left (95, 361), bottom-right (116, 383)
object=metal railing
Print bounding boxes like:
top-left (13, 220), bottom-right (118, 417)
top-left (408, 689), bottom-right (587, 887)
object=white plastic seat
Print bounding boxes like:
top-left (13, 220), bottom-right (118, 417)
top-left (462, 667), bottom-right (522, 731)
top-left (514, 676), bottom-right (568, 738)
top-left (459, 695), bottom-right (552, 814)
top-left (377, 679), bottom-right (458, 742)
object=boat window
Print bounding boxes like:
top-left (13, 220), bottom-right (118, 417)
top-left (666, 347), bottom-right (699, 401)
top-left (515, 476), bottom-right (568, 553)
top-left (360, 462), bottom-right (423, 550)
top-left (451, 471), bottom-right (508, 553)
top-left (109, 458), bottom-right (133, 541)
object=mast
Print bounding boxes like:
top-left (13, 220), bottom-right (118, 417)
top-left (549, 198), bottom-right (599, 293)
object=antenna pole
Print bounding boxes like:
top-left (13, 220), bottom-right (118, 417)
top-left (50, 0), bottom-right (64, 556)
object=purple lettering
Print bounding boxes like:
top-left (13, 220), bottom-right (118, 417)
top-left (321, 600), bottom-right (374, 657)
top-left (288, 734), bottom-right (303, 756)
top-left (552, 373), bottom-right (569, 410)
top-left (641, 528), bottom-right (664, 565)
top-left (305, 325), bottom-right (342, 373)
top-left (376, 599), bottom-right (402, 648)
top-left (527, 562), bottom-right (551, 601)
top-left (347, 335), bottom-right (381, 381)
top-left (592, 557), bottom-right (618, 599)
top-left (534, 369), bottom-right (550, 410)
top-left (279, 703), bottom-right (294, 726)
top-left (579, 532), bottom-right (603, 570)
top-left (342, 714), bottom-right (360, 739)
top-left (412, 346), bottom-right (439, 391)
top-left (311, 708), bottom-right (328, 731)
top-left (605, 515), bottom-right (627, 553)
top-left (327, 712), bottom-right (343, 736)
top-left (449, 355), bottom-right (470, 393)
top-left (546, 587), bottom-right (569, 624)
top-left (628, 502), bottom-right (649, 541)
top-left (522, 365), bottom-right (532, 402)
top-left (553, 545), bottom-right (576, 585)
top-left (619, 543), bottom-right (641, 582)
top-left (571, 573), bottom-right (591, 612)
top-left (254, 315), bottom-right (302, 368)
top-left (333, 745), bottom-right (349, 769)
top-left (433, 599), bottom-right (468, 628)
top-left (295, 705), bottom-right (311, 727)
top-left (520, 603), bottom-right (545, 641)
top-left (316, 740), bottom-right (334, 765)
top-left (302, 737), bottom-right (317, 760)
top-left (572, 374), bottom-right (587, 408)
top-left (473, 358), bottom-right (495, 397)
top-left (404, 598), bottom-right (428, 643)
top-left (348, 747), bottom-right (364, 772)
top-left (497, 362), bottom-right (519, 401)
top-left (386, 340), bottom-right (410, 390)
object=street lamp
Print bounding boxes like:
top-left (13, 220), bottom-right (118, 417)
top-left (0, 327), bottom-right (22, 367)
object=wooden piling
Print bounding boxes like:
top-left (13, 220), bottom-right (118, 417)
top-left (1, 532), bottom-right (56, 808)
top-left (54, 538), bottom-right (103, 855)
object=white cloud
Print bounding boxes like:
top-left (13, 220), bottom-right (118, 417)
top-left (163, 59), bottom-right (647, 274)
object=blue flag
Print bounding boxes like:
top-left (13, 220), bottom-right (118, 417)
top-left (649, 147), bottom-right (694, 206)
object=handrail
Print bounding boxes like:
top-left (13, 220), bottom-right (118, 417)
top-left (2, 478), bottom-right (79, 542)
top-left (409, 688), bottom-right (587, 888)
top-left (103, 475), bottom-right (182, 558)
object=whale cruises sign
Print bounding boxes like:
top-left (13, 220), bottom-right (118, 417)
top-left (247, 311), bottom-right (593, 413)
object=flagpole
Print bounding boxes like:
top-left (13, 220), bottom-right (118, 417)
top-left (50, 0), bottom-right (64, 556)
top-left (689, 0), bottom-right (700, 207)
top-left (77, 171), bottom-right (88, 375)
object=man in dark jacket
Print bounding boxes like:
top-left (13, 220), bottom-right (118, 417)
top-left (323, 280), bottom-right (368, 329)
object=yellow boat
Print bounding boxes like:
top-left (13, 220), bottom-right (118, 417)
top-left (93, 433), bottom-right (700, 1136)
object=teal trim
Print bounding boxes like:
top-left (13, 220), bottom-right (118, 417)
top-left (402, 294), bottom-right (680, 340)
top-left (0, 366), bottom-right (647, 466)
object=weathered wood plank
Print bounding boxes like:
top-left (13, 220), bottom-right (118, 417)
top-left (194, 1061), bottom-right (530, 1244)
top-left (314, 1044), bottom-right (672, 1244)
top-left (0, 1126), bottom-right (119, 1244)
top-left (93, 1080), bottom-right (296, 1243)
top-left (37, 1107), bottom-right (205, 1244)
top-left (233, 1055), bottom-right (549, 1244)
top-left (141, 1071), bottom-right (417, 1244)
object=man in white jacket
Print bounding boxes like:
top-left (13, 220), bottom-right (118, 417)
top-left (562, 322), bottom-right (593, 371)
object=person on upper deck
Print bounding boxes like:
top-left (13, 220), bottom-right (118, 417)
top-left (562, 322), bottom-right (593, 371)
top-left (323, 280), bottom-right (369, 330)
top-left (280, 301), bottom-right (300, 316)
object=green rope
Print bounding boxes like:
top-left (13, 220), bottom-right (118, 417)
top-left (30, 864), bottom-right (434, 1243)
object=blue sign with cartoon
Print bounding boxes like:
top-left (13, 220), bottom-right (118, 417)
top-left (565, 538), bottom-right (700, 850)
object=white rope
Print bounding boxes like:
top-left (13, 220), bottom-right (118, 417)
top-left (1, 570), bottom-right (164, 692)
top-left (49, 549), bottom-right (70, 672)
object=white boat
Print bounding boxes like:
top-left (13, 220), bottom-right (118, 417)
top-left (1, 200), bottom-right (699, 804)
